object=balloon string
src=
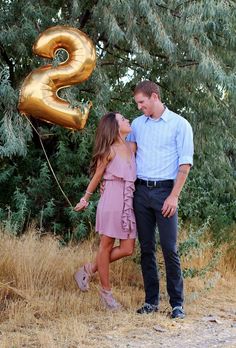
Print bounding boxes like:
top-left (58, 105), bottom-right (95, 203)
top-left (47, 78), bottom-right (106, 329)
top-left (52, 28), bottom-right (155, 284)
top-left (25, 116), bottom-right (74, 209)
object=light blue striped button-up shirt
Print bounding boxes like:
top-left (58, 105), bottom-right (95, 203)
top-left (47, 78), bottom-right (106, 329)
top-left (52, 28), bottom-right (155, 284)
top-left (126, 107), bottom-right (194, 181)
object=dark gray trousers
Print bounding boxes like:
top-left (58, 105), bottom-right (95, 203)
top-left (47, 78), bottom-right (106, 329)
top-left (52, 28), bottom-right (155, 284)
top-left (133, 182), bottom-right (184, 308)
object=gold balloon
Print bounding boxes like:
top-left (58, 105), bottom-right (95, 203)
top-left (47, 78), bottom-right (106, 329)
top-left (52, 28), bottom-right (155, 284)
top-left (18, 26), bottom-right (96, 130)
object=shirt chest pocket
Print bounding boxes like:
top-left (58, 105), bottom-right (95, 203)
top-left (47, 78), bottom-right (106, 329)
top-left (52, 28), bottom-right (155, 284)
top-left (159, 131), bottom-right (176, 149)
top-left (144, 125), bottom-right (176, 149)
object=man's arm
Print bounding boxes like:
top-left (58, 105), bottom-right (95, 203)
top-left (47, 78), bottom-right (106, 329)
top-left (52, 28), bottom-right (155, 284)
top-left (170, 164), bottom-right (191, 198)
top-left (162, 118), bottom-right (194, 218)
top-left (162, 164), bottom-right (191, 218)
top-left (126, 120), bottom-right (136, 143)
top-left (128, 141), bottom-right (137, 153)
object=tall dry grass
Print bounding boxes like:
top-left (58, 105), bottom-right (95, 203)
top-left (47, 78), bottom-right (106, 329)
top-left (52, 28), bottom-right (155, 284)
top-left (0, 226), bottom-right (235, 347)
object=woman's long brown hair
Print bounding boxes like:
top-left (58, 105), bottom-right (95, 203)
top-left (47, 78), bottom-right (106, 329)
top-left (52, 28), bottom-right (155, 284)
top-left (90, 112), bottom-right (119, 176)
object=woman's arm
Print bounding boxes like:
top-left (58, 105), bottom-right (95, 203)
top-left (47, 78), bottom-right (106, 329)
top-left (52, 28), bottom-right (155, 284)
top-left (84, 158), bottom-right (110, 200)
top-left (74, 150), bottom-right (114, 211)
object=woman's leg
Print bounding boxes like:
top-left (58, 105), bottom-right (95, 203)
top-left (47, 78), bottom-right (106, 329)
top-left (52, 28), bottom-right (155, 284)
top-left (98, 237), bottom-right (135, 309)
top-left (96, 235), bottom-right (115, 290)
top-left (91, 238), bottom-right (135, 274)
top-left (111, 238), bottom-right (135, 260)
top-left (75, 237), bottom-right (135, 291)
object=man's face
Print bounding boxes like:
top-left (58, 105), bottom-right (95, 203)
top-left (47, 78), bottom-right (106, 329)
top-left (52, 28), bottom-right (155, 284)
top-left (134, 92), bottom-right (157, 116)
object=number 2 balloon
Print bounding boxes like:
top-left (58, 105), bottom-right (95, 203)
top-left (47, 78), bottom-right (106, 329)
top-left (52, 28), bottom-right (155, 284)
top-left (18, 26), bottom-right (96, 130)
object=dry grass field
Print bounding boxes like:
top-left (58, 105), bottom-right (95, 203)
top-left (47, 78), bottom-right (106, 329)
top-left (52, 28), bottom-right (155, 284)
top-left (0, 226), bottom-right (235, 347)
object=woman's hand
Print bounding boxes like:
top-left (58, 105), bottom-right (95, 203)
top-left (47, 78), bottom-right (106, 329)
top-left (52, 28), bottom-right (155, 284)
top-left (74, 197), bottom-right (89, 211)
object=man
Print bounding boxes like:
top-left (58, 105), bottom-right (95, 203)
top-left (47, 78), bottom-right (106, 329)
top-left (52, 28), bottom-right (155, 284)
top-left (127, 80), bottom-right (194, 319)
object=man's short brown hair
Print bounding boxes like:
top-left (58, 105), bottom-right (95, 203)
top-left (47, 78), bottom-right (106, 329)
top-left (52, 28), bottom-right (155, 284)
top-left (134, 80), bottom-right (161, 99)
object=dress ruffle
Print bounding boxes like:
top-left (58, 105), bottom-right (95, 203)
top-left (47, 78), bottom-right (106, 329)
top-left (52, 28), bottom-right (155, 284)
top-left (96, 150), bottom-right (137, 239)
top-left (121, 180), bottom-right (136, 234)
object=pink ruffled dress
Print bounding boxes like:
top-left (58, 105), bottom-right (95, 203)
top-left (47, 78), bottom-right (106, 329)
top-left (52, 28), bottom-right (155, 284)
top-left (95, 149), bottom-right (137, 239)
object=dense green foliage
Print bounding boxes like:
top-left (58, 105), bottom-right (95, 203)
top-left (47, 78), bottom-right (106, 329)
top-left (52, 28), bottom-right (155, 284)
top-left (0, 0), bottom-right (235, 242)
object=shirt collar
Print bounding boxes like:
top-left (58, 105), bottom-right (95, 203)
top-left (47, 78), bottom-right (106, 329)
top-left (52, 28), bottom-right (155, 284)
top-left (144, 106), bottom-right (171, 123)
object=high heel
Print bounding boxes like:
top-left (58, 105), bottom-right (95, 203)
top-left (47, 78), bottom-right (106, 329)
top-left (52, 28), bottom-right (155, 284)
top-left (100, 288), bottom-right (122, 310)
top-left (74, 263), bottom-right (93, 291)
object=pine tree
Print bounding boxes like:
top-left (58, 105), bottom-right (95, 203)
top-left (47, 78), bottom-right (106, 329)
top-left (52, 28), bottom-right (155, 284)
top-left (0, 0), bottom-right (235, 241)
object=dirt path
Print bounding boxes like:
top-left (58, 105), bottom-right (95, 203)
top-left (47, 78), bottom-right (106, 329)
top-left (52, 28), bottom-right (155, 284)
top-left (80, 285), bottom-right (236, 348)
top-left (96, 315), bottom-right (236, 348)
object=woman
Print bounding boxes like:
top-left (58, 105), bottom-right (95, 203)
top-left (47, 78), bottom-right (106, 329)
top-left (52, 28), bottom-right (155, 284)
top-left (74, 112), bottom-right (136, 310)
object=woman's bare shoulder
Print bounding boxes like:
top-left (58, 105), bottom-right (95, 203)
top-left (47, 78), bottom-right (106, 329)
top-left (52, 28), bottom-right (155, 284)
top-left (108, 146), bottom-right (116, 161)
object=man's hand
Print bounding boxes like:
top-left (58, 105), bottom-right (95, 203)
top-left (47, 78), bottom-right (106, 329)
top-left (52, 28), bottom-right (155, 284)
top-left (161, 164), bottom-right (190, 218)
top-left (161, 194), bottom-right (178, 218)
top-left (100, 181), bottom-right (105, 195)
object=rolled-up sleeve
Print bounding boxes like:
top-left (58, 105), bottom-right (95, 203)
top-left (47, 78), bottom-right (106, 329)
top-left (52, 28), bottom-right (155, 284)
top-left (177, 119), bottom-right (194, 166)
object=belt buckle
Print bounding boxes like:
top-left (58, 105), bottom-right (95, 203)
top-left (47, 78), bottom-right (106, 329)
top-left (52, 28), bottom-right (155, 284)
top-left (147, 180), bottom-right (153, 188)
